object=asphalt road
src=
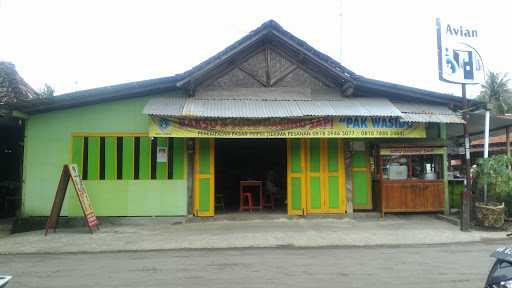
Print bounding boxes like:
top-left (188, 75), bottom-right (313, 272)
top-left (1, 240), bottom-right (509, 288)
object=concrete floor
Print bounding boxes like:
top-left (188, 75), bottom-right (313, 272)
top-left (0, 240), bottom-right (505, 288)
top-left (0, 214), bottom-right (507, 254)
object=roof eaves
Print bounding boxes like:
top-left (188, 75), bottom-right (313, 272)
top-left (355, 76), bottom-right (478, 107)
top-left (24, 76), bottom-right (182, 114)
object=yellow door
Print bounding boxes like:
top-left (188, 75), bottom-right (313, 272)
top-left (193, 138), bottom-right (215, 216)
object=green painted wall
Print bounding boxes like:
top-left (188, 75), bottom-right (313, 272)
top-left (66, 180), bottom-right (186, 216)
top-left (22, 92), bottom-right (188, 217)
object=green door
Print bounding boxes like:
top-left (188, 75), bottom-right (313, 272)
top-left (352, 149), bottom-right (372, 209)
top-left (194, 138), bottom-right (215, 216)
top-left (287, 139), bottom-right (306, 215)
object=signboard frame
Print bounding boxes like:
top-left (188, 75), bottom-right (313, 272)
top-left (436, 17), bottom-right (484, 84)
top-left (45, 164), bottom-right (99, 235)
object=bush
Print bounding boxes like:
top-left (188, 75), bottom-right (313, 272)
top-left (474, 155), bottom-right (512, 216)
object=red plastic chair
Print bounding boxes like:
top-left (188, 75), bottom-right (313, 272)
top-left (240, 192), bottom-right (254, 212)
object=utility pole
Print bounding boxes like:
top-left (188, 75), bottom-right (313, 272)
top-left (461, 83), bottom-right (471, 231)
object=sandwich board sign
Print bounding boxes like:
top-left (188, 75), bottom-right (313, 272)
top-left (45, 164), bottom-right (99, 235)
top-left (436, 17), bottom-right (484, 84)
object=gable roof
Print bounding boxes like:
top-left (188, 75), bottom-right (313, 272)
top-left (22, 20), bottom-right (471, 114)
top-left (174, 20), bottom-right (355, 89)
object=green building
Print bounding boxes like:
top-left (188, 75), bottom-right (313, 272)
top-left (12, 21), bottom-right (466, 218)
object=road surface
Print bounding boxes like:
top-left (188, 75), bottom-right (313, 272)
top-left (1, 240), bottom-right (508, 288)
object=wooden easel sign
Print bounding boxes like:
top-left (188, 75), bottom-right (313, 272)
top-left (45, 164), bottom-right (99, 236)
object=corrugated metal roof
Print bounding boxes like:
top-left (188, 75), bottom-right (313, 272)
top-left (392, 101), bottom-right (464, 124)
top-left (143, 94), bottom-right (466, 123)
top-left (142, 95), bottom-right (187, 116)
top-left (144, 95), bottom-right (402, 118)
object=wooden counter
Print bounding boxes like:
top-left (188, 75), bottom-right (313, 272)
top-left (378, 179), bottom-right (444, 216)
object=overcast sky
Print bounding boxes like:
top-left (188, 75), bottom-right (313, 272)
top-left (0, 0), bottom-right (510, 98)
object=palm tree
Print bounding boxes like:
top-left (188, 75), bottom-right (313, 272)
top-left (477, 72), bottom-right (512, 114)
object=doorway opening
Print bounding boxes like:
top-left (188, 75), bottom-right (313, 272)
top-left (0, 117), bottom-right (24, 218)
top-left (215, 139), bottom-right (287, 213)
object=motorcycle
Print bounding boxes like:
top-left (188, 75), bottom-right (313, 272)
top-left (486, 247), bottom-right (512, 288)
top-left (0, 275), bottom-right (11, 288)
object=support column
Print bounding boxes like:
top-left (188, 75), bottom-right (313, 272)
top-left (344, 141), bottom-right (353, 216)
top-left (440, 123), bottom-right (449, 215)
top-left (443, 148), bottom-right (449, 215)
top-left (186, 138), bottom-right (194, 216)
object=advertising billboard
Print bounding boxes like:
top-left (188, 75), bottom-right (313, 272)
top-left (436, 18), bottom-right (484, 84)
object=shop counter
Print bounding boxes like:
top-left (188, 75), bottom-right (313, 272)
top-left (378, 179), bottom-right (444, 215)
top-left (378, 146), bottom-right (447, 217)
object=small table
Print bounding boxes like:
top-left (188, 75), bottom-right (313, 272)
top-left (240, 180), bottom-right (263, 210)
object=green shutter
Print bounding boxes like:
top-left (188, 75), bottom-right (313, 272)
top-left (198, 139), bottom-right (210, 175)
top-left (138, 137), bottom-right (151, 180)
top-left (105, 137), bottom-right (117, 180)
top-left (122, 137), bottom-right (134, 180)
top-left (328, 175), bottom-right (340, 208)
top-left (71, 136), bottom-right (84, 174)
top-left (309, 139), bottom-right (321, 173)
top-left (290, 139), bottom-right (302, 173)
top-left (309, 176), bottom-right (321, 209)
top-left (291, 178), bottom-right (302, 210)
top-left (327, 139), bottom-right (339, 172)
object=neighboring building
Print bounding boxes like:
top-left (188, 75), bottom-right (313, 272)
top-left (471, 118), bottom-right (512, 155)
top-left (0, 62), bottom-right (40, 217)
top-left (18, 21), bottom-right (466, 218)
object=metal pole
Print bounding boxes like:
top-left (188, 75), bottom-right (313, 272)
top-left (483, 109), bottom-right (490, 202)
top-left (461, 83), bottom-right (471, 231)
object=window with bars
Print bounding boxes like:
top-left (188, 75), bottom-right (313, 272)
top-left (71, 135), bottom-right (184, 180)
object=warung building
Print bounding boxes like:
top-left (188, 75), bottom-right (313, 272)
top-left (18, 21), bottom-right (466, 218)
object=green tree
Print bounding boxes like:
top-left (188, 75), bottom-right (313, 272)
top-left (477, 72), bottom-right (512, 114)
top-left (38, 83), bottom-right (55, 98)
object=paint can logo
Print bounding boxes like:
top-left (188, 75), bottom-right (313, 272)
top-left (158, 118), bottom-right (170, 132)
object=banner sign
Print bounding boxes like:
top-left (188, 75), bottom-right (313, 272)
top-left (45, 164), bottom-right (99, 236)
top-left (149, 117), bottom-right (426, 138)
top-left (436, 18), bottom-right (484, 84)
top-left (380, 147), bottom-right (446, 156)
top-left (68, 164), bottom-right (98, 229)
